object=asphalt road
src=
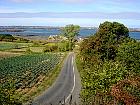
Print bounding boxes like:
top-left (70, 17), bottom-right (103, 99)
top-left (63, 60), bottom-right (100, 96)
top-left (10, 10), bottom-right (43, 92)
top-left (32, 52), bottom-right (81, 105)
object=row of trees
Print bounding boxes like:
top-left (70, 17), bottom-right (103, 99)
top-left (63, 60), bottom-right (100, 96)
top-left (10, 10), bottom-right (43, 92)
top-left (0, 34), bottom-right (15, 42)
top-left (77, 21), bottom-right (140, 104)
top-left (0, 34), bottom-right (30, 43)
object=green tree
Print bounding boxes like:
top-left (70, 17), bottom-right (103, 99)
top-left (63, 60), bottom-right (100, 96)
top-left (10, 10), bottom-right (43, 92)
top-left (97, 21), bottom-right (129, 41)
top-left (80, 21), bottom-right (129, 62)
top-left (61, 24), bottom-right (80, 50)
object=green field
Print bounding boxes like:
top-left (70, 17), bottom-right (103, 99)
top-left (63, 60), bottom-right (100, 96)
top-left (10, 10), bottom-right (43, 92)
top-left (0, 53), bottom-right (64, 103)
top-left (0, 42), bottom-right (32, 51)
top-left (0, 53), bottom-right (61, 88)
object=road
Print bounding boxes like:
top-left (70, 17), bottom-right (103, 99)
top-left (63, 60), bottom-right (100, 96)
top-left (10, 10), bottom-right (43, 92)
top-left (32, 52), bottom-right (81, 105)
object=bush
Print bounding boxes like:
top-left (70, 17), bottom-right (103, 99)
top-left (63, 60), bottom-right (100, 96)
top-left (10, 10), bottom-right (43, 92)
top-left (26, 48), bottom-right (32, 54)
top-left (77, 55), bottom-right (128, 104)
top-left (117, 41), bottom-right (140, 75)
top-left (43, 45), bottom-right (58, 52)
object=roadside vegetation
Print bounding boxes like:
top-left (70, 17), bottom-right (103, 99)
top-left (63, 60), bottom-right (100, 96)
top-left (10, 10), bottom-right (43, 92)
top-left (76, 21), bottom-right (140, 105)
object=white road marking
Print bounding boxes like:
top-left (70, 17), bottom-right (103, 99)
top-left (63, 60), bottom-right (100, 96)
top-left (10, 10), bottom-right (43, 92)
top-left (72, 56), bottom-right (73, 64)
top-left (64, 56), bottom-right (76, 103)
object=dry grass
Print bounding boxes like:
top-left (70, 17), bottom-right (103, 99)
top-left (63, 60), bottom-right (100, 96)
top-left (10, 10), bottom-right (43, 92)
top-left (7, 48), bottom-right (27, 52)
top-left (30, 47), bottom-right (45, 53)
top-left (0, 51), bottom-right (23, 59)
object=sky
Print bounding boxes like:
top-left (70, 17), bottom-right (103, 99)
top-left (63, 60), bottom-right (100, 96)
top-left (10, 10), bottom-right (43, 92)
top-left (0, 0), bottom-right (140, 27)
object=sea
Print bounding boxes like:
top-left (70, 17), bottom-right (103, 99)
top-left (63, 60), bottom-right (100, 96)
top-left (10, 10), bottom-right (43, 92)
top-left (0, 28), bottom-right (140, 40)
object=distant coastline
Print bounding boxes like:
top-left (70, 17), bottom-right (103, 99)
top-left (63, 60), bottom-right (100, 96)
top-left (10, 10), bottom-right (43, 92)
top-left (0, 26), bottom-right (139, 40)
top-left (0, 26), bottom-right (140, 32)
top-left (129, 30), bottom-right (140, 32)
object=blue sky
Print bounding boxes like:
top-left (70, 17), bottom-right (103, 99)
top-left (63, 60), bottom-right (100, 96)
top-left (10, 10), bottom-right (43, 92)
top-left (0, 0), bottom-right (140, 27)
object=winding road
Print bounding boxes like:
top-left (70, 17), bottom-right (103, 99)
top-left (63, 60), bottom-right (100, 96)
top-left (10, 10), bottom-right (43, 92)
top-left (32, 52), bottom-right (81, 105)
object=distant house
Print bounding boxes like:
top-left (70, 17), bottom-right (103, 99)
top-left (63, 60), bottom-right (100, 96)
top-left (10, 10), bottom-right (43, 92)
top-left (47, 35), bottom-right (68, 42)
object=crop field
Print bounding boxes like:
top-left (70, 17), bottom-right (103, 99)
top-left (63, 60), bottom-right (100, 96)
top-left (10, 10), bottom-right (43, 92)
top-left (0, 53), bottom-right (62, 91)
top-left (0, 42), bottom-right (32, 51)
top-left (0, 43), bottom-right (15, 51)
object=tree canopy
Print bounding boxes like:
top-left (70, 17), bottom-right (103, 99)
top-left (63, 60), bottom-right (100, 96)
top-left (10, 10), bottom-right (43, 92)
top-left (61, 24), bottom-right (80, 41)
top-left (61, 24), bottom-right (80, 50)
top-left (80, 21), bottom-right (129, 61)
top-left (97, 21), bottom-right (129, 41)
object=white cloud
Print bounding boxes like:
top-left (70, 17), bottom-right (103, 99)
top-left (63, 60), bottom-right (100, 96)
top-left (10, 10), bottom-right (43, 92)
top-left (0, 12), bottom-right (140, 20)
top-left (50, 0), bottom-right (93, 3)
top-left (0, 8), bottom-right (35, 13)
top-left (0, 18), bottom-right (139, 27)
top-left (0, 8), bottom-right (13, 13)
top-left (10, 0), bottom-right (33, 3)
top-left (9, 0), bottom-right (93, 4)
